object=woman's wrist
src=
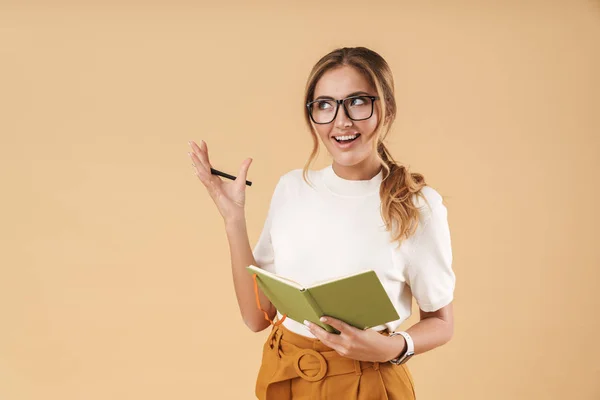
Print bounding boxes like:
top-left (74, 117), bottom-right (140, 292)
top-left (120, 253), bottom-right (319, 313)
top-left (385, 334), bottom-right (407, 362)
top-left (224, 215), bottom-right (246, 230)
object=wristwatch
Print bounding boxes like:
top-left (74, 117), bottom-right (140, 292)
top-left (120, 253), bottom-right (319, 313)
top-left (388, 331), bottom-right (415, 365)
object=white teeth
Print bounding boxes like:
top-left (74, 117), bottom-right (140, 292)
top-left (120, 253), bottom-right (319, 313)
top-left (334, 134), bottom-right (358, 141)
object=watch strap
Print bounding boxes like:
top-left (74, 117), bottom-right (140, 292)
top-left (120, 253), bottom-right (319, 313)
top-left (388, 331), bottom-right (415, 364)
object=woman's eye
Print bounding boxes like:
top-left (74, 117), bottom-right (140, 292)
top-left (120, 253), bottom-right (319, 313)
top-left (318, 101), bottom-right (333, 110)
top-left (350, 97), bottom-right (367, 106)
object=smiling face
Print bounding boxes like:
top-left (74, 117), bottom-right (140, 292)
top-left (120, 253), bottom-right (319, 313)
top-left (310, 65), bottom-right (382, 180)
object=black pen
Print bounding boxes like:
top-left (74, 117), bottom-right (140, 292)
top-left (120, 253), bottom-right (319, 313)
top-left (211, 168), bottom-right (252, 186)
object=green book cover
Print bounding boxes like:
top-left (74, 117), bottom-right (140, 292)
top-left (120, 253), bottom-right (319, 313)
top-left (246, 265), bottom-right (400, 334)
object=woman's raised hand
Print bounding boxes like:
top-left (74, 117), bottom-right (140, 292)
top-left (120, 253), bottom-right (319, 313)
top-left (188, 140), bottom-right (252, 222)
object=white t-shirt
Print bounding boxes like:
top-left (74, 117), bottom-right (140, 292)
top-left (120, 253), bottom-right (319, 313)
top-left (252, 164), bottom-right (455, 338)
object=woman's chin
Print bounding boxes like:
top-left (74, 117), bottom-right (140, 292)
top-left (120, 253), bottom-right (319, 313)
top-left (332, 154), bottom-right (363, 167)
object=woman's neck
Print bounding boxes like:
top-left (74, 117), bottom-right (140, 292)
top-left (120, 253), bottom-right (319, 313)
top-left (332, 159), bottom-right (382, 181)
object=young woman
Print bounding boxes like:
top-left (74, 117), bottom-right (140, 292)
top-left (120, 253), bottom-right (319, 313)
top-left (188, 46), bottom-right (456, 399)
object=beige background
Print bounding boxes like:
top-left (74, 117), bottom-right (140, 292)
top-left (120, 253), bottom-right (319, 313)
top-left (1, 1), bottom-right (599, 399)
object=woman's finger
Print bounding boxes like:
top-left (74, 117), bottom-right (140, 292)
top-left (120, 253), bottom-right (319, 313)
top-left (188, 141), bottom-right (206, 170)
top-left (190, 140), bottom-right (211, 171)
top-left (188, 140), bottom-right (201, 158)
top-left (235, 158), bottom-right (252, 186)
top-left (201, 140), bottom-right (212, 166)
top-left (305, 320), bottom-right (343, 347)
top-left (191, 159), bottom-right (210, 184)
top-left (319, 316), bottom-right (356, 336)
top-left (189, 151), bottom-right (208, 173)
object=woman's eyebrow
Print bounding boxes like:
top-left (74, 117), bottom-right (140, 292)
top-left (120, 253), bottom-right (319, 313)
top-left (314, 91), bottom-right (370, 100)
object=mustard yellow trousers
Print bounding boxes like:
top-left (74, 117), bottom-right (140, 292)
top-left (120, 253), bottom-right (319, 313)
top-left (255, 322), bottom-right (416, 399)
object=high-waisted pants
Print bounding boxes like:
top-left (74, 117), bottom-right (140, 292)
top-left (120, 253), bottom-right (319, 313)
top-left (255, 322), bottom-right (416, 399)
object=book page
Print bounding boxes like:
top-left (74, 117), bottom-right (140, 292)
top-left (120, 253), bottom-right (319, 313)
top-left (247, 265), bottom-right (304, 289)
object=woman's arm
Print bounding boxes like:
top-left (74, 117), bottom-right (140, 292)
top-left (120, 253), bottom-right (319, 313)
top-left (389, 302), bottom-right (454, 359)
top-left (225, 217), bottom-right (277, 333)
top-left (188, 140), bottom-right (276, 334)
top-left (304, 302), bottom-right (454, 362)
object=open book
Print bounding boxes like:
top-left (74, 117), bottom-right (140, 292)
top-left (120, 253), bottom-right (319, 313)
top-left (247, 265), bottom-right (400, 334)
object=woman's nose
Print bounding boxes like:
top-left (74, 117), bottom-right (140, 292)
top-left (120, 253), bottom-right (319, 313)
top-left (334, 106), bottom-right (352, 127)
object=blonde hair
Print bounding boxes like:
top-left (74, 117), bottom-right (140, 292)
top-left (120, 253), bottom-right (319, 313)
top-left (302, 47), bottom-right (428, 245)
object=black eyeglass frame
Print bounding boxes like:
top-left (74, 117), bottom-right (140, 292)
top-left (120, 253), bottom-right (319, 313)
top-left (306, 95), bottom-right (380, 124)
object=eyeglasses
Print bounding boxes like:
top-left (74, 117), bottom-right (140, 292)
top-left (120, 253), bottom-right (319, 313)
top-left (306, 95), bottom-right (379, 124)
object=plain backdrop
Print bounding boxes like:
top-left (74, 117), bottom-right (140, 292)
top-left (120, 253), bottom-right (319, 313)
top-left (1, 1), bottom-right (599, 399)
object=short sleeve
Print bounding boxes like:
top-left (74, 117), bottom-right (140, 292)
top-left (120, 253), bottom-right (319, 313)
top-left (252, 174), bottom-right (288, 274)
top-left (406, 198), bottom-right (456, 312)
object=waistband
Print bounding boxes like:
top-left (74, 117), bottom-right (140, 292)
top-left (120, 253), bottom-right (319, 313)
top-left (266, 321), bottom-right (391, 382)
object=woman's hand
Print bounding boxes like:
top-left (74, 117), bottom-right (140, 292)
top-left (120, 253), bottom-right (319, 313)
top-left (303, 316), bottom-right (406, 363)
top-left (188, 140), bottom-right (252, 223)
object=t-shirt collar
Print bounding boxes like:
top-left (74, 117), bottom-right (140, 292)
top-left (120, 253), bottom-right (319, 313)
top-left (322, 164), bottom-right (383, 197)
